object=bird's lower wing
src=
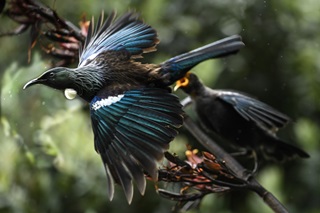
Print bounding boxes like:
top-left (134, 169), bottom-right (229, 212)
top-left (90, 88), bottom-right (183, 203)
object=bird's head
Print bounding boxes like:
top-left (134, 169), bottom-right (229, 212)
top-left (174, 72), bottom-right (201, 95)
top-left (23, 67), bottom-right (74, 90)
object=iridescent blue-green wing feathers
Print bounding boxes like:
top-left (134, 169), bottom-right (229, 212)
top-left (90, 88), bottom-right (183, 204)
top-left (160, 35), bottom-right (245, 84)
top-left (79, 11), bottom-right (159, 67)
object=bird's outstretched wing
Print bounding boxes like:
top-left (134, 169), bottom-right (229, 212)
top-left (90, 88), bottom-right (183, 204)
top-left (160, 35), bottom-right (244, 84)
top-left (79, 11), bottom-right (159, 67)
top-left (215, 90), bottom-right (290, 131)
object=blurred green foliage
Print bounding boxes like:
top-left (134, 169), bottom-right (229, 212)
top-left (1, 0), bottom-right (320, 212)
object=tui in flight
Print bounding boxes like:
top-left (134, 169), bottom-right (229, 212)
top-left (175, 72), bottom-right (309, 162)
top-left (23, 11), bottom-right (245, 203)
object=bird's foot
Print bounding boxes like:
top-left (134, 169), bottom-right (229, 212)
top-left (230, 149), bottom-right (259, 177)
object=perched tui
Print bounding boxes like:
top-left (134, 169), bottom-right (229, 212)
top-left (175, 72), bottom-right (309, 162)
top-left (23, 11), bottom-right (245, 203)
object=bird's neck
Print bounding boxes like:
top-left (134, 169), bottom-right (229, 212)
top-left (189, 82), bottom-right (207, 99)
top-left (70, 63), bottom-right (157, 102)
top-left (70, 66), bottom-right (106, 102)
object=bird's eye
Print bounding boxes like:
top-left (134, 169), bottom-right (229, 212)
top-left (49, 72), bottom-right (55, 77)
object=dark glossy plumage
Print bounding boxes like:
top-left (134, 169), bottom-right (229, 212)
top-left (176, 73), bottom-right (309, 161)
top-left (23, 11), bottom-right (244, 203)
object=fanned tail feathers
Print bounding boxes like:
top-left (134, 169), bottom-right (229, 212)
top-left (263, 137), bottom-right (310, 162)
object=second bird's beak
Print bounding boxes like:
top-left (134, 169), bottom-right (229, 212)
top-left (174, 77), bottom-right (189, 91)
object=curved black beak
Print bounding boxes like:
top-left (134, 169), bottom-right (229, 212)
top-left (23, 78), bottom-right (45, 89)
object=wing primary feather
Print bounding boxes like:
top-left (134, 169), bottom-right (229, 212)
top-left (93, 11), bottom-right (104, 37)
top-left (218, 92), bottom-right (290, 130)
top-left (100, 154), bottom-right (115, 201)
top-left (108, 143), bottom-right (134, 204)
top-left (114, 125), bottom-right (160, 180)
top-left (113, 131), bottom-right (147, 195)
top-left (249, 106), bottom-right (289, 127)
top-left (119, 154), bottom-right (146, 195)
top-left (249, 108), bottom-right (281, 128)
top-left (82, 16), bottom-right (94, 54)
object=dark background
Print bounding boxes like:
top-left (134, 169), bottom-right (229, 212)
top-left (1, 0), bottom-right (319, 212)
